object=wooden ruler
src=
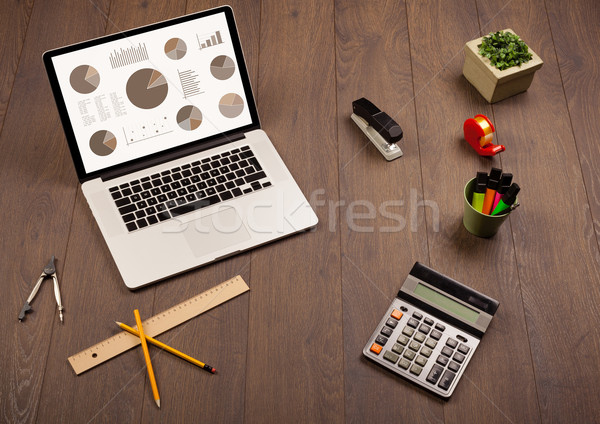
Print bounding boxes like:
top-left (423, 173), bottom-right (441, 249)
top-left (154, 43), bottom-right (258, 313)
top-left (68, 275), bottom-right (249, 375)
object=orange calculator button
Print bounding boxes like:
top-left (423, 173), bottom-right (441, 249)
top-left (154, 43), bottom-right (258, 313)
top-left (370, 343), bottom-right (383, 355)
top-left (390, 309), bottom-right (403, 320)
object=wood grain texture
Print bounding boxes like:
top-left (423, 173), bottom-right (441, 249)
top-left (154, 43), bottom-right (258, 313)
top-left (475, 0), bottom-right (600, 422)
top-left (406, 0), bottom-right (541, 422)
top-left (334, 0), bottom-right (438, 422)
top-left (1, 0), bottom-right (600, 422)
top-left (0, 0), bottom-right (109, 422)
top-left (243, 1), bottom-right (344, 422)
top-left (35, 1), bottom-right (186, 422)
top-left (545, 0), bottom-right (600, 267)
top-left (0, 0), bottom-right (34, 133)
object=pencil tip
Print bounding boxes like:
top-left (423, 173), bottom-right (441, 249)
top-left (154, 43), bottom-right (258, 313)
top-left (115, 321), bottom-right (122, 325)
top-left (156, 399), bottom-right (161, 408)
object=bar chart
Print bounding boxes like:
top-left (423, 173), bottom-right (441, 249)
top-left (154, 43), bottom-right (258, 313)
top-left (196, 30), bottom-right (224, 50)
top-left (109, 43), bottom-right (149, 69)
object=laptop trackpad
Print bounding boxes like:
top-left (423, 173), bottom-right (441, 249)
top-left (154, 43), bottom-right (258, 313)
top-left (182, 207), bottom-right (251, 257)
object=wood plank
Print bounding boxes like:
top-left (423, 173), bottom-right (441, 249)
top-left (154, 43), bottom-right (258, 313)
top-left (33, 1), bottom-right (187, 422)
top-left (405, 0), bottom-right (541, 421)
top-left (334, 0), bottom-right (439, 421)
top-left (0, 0), bottom-right (109, 422)
top-left (545, 0), bottom-right (600, 284)
top-left (243, 1), bottom-right (344, 422)
top-left (0, 0), bottom-right (34, 133)
top-left (474, 0), bottom-right (600, 422)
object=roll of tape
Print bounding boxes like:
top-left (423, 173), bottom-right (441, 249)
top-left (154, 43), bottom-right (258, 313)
top-left (474, 116), bottom-right (494, 146)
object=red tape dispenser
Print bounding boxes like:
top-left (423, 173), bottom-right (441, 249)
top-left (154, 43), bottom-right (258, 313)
top-left (463, 114), bottom-right (505, 156)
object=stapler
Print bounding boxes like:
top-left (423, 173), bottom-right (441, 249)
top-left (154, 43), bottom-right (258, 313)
top-left (463, 114), bottom-right (505, 156)
top-left (351, 97), bottom-right (403, 161)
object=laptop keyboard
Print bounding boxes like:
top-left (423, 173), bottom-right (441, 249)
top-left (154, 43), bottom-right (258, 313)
top-left (108, 145), bottom-right (271, 232)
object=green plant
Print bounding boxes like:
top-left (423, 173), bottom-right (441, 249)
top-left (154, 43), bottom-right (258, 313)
top-left (478, 30), bottom-right (533, 71)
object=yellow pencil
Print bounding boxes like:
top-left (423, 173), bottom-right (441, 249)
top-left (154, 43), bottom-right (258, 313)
top-left (134, 309), bottom-right (160, 408)
top-left (116, 321), bottom-right (216, 374)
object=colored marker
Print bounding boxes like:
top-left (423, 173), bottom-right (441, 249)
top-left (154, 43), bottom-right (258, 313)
top-left (482, 167), bottom-right (502, 215)
top-left (491, 183), bottom-right (520, 216)
top-left (492, 173), bottom-right (513, 211)
top-left (472, 172), bottom-right (488, 213)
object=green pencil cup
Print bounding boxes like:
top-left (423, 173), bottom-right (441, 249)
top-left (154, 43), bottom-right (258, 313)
top-left (463, 178), bottom-right (511, 238)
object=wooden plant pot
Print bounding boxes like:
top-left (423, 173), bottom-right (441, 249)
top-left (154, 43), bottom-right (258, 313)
top-left (463, 29), bottom-right (543, 103)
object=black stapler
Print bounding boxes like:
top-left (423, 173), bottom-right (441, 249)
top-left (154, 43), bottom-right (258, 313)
top-left (351, 97), bottom-right (403, 160)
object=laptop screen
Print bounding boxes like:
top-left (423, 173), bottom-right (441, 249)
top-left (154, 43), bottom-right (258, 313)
top-left (44, 7), bottom-right (259, 181)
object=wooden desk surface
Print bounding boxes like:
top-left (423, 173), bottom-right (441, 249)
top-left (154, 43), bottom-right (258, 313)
top-left (2, 0), bottom-right (599, 422)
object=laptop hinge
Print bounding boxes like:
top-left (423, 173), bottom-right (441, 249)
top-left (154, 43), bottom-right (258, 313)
top-left (100, 132), bottom-right (246, 182)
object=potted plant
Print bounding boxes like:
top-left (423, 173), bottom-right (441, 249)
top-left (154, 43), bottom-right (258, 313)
top-left (463, 29), bottom-right (543, 103)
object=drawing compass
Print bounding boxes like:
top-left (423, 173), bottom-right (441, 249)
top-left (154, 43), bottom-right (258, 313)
top-left (18, 256), bottom-right (64, 323)
top-left (351, 97), bottom-right (403, 161)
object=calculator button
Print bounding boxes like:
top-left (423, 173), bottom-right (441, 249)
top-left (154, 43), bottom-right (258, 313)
top-left (415, 355), bottom-right (428, 367)
top-left (410, 364), bottom-right (423, 376)
top-left (407, 318), bottom-right (419, 328)
top-left (397, 335), bottom-right (410, 346)
top-left (426, 364), bottom-right (444, 384)
top-left (453, 352), bottom-right (465, 364)
top-left (392, 343), bottom-right (404, 355)
top-left (457, 343), bottom-right (470, 355)
top-left (398, 358), bottom-right (411, 370)
top-left (438, 370), bottom-right (456, 391)
top-left (446, 338), bottom-right (458, 348)
top-left (420, 346), bottom-right (433, 358)
top-left (375, 335), bottom-right (388, 346)
top-left (390, 309), bottom-right (403, 320)
top-left (435, 323), bottom-right (446, 332)
top-left (425, 338), bottom-right (438, 349)
top-left (418, 324), bottom-right (431, 334)
top-left (380, 326), bottom-right (393, 337)
top-left (424, 317), bottom-right (434, 326)
top-left (436, 355), bottom-right (449, 366)
top-left (413, 332), bottom-right (426, 343)
top-left (402, 326), bottom-right (415, 337)
top-left (385, 318), bottom-right (398, 329)
top-left (448, 361), bottom-right (460, 372)
top-left (409, 341), bottom-right (421, 352)
top-left (430, 329), bottom-right (443, 340)
top-left (441, 346), bottom-right (454, 357)
top-left (383, 350), bottom-right (399, 364)
top-left (403, 350), bottom-right (416, 361)
top-left (370, 343), bottom-right (383, 355)
top-left (412, 312), bottom-right (423, 320)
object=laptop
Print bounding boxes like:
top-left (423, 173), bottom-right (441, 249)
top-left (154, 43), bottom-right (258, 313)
top-left (43, 6), bottom-right (318, 289)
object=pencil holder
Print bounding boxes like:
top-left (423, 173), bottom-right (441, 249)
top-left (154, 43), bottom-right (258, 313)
top-left (463, 178), bottom-right (511, 237)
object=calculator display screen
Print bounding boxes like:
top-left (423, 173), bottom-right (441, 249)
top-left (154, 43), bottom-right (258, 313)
top-left (414, 283), bottom-right (479, 323)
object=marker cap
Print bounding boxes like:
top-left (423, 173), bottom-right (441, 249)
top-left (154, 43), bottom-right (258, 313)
top-left (475, 172), bottom-right (488, 193)
top-left (497, 173), bottom-right (513, 194)
top-left (487, 168), bottom-right (502, 190)
top-left (501, 183), bottom-right (520, 206)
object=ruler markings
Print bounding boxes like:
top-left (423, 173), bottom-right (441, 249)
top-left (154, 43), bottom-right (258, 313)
top-left (68, 276), bottom-right (249, 375)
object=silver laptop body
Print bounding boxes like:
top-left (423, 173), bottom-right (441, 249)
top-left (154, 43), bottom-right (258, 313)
top-left (44, 6), bottom-right (317, 289)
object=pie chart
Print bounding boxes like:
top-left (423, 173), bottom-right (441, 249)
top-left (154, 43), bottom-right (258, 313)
top-left (210, 55), bottom-right (235, 80)
top-left (70, 65), bottom-right (100, 94)
top-left (176, 105), bottom-right (202, 131)
top-left (164, 38), bottom-right (187, 60)
top-left (219, 93), bottom-right (244, 118)
top-left (89, 130), bottom-right (117, 156)
top-left (126, 68), bottom-right (168, 109)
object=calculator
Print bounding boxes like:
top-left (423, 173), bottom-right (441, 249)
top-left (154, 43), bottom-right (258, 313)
top-left (363, 262), bottom-right (499, 398)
